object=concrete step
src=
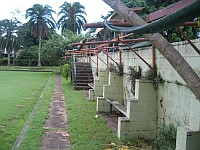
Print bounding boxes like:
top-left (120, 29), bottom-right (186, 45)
top-left (75, 85), bottom-right (90, 90)
top-left (76, 72), bottom-right (92, 75)
top-left (74, 79), bottom-right (94, 83)
top-left (71, 62), bottom-right (94, 90)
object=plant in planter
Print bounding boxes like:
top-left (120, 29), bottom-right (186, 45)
top-left (127, 66), bottom-right (142, 94)
top-left (108, 63), bottom-right (123, 76)
top-left (143, 66), bottom-right (164, 88)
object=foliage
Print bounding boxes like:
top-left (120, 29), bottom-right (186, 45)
top-left (119, 0), bottom-right (200, 42)
top-left (154, 73), bottom-right (165, 87)
top-left (143, 67), bottom-right (164, 88)
top-left (144, 67), bottom-right (157, 81)
top-left (16, 45), bottom-right (38, 66)
top-left (17, 23), bottom-right (38, 48)
top-left (0, 19), bottom-right (20, 65)
top-left (0, 57), bottom-right (2, 65)
top-left (25, 4), bottom-right (56, 66)
top-left (57, 2), bottom-right (87, 34)
top-left (153, 123), bottom-right (177, 150)
top-left (109, 63), bottom-right (124, 76)
top-left (25, 4), bottom-right (56, 39)
top-left (101, 11), bottom-right (114, 20)
top-left (1, 57), bottom-right (8, 65)
top-left (41, 32), bottom-right (66, 66)
top-left (17, 32), bottom-right (66, 66)
top-left (62, 29), bottom-right (85, 50)
top-left (61, 64), bottom-right (71, 80)
top-left (127, 66), bottom-right (142, 94)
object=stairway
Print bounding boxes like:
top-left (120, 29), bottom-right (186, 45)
top-left (71, 62), bottom-right (94, 90)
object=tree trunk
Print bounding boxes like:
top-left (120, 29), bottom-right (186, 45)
top-left (38, 37), bottom-right (42, 67)
top-left (7, 50), bottom-right (10, 66)
top-left (103, 0), bottom-right (200, 100)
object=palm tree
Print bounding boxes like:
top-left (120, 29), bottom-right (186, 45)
top-left (25, 4), bottom-right (56, 66)
top-left (57, 2), bottom-right (87, 35)
top-left (0, 19), bottom-right (19, 66)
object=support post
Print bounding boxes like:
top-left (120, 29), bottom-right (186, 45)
top-left (176, 27), bottom-right (200, 55)
top-left (152, 45), bottom-right (156, 69)
top-left (106, 49), bottom-right (109, 70)
top-left (96, 52), bottom-right (99, 76)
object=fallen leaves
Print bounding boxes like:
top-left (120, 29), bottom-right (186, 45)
top-left (104, 143), bottom-right (130, 150)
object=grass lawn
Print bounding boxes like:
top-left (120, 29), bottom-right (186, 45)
top-left (0, 70), bottom-right (156, 149)
top-left (0, 66), bottom-right (58, 72)
top-left (0, 71), bottom-right (53, 150)
top-left (16, 73), bottom-right (56, 150)
top-left (62, 79), bottom-right (123, 150)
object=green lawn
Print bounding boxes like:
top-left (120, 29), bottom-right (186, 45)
top-left (0, 71), bottom-right (52, 150)
top-left (62, 79), bottom-right (122, 150)
top-left (16, 73), bottom-right (56, 150)
top-left (0, 70), bottom-right (155, 150)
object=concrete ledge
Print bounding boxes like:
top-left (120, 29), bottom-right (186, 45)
top-left (176, 126), bottom-right (200, 150)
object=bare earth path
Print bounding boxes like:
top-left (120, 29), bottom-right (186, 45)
top-left (41, 75), bottom-right (70, 150)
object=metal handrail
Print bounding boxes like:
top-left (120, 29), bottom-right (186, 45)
top-left (72, 54), bottom-right (76, 87)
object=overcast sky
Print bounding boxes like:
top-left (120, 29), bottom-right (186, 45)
top-left (0, 0), bottom-right (113, 24)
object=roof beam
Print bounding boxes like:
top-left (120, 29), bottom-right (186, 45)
top-left (146, 0), bottom-right (193, 22)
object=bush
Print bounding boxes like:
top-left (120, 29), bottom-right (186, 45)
top-left (153, 123), bottom-right (177, 150)
top-left (61, 64), bottom-right (71, 80)
top-left (2, 57), bottom-right (8, 66)
top-left (0, 58), bottom-right (2, 66)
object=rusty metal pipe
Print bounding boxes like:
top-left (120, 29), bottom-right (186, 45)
top-left (121, 41), bottom-right (153, 69)
top-left (176, 26), bottom-right (200, 55)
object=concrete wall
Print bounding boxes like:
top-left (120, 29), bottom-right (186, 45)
top-left (90, 39), bottom-right (200, 128)
top-left (89, 39), bottom-right (200, 149)
top-left (89, 69), bottom-right (108, 100)
top-left (97, 71), bottom-right (124, 113)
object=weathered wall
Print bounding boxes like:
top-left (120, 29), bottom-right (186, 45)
top-left (89, 39), bottom-right (200, 129)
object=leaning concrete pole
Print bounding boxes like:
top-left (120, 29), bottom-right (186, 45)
top-left (103, 0), bottom-right (200, 100)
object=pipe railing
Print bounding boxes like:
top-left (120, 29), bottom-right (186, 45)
top-left (72, 54), bottom-right (77, 87)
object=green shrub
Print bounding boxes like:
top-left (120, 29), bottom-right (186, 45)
top-left (61, 64), bottom-right (71, 80)
top-left (153, 123), bottom-right (177, 150)
top-left (0, 58), bottom-right (2, 65)
top-left (2, 57), bottom-right (8, 65)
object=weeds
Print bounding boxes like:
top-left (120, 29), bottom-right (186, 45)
top-left (109, 63), bottom-right (123, 76)
top-left (153, 123), bottom-right (177, 150)
top-left (127, 66), bottom-right (142, 94)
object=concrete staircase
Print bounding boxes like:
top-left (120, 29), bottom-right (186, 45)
top-left (71, 62), bottom-right (94, 90)
top-left (96, 71), bottom-right (158, 140)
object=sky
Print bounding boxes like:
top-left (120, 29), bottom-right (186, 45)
top-left (0, 0), bottom-right (113, 28)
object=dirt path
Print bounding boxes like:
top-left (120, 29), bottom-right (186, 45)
top-left (41, 75), bottom-right (70, 150)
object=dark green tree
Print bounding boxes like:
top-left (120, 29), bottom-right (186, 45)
top-left (17, 23), bottom-right (38, 49)
top-left (121, 0), bottom-right (200, 42)
top-left (41, 32), bottom-right (66, 66)
top-left (25, 4), bottom-right (56, 66)
top-left (0, 19), bottom-right (20, 65)
top-left (62, 29), bottom-right (84, 50)
top-left (57, 2), bottom-right (87, 35)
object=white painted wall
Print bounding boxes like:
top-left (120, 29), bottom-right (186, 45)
top-left (89, 39), bottom-right (200, 128)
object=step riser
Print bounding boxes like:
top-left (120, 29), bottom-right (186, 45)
top-left (71, 62), bottom-right (94, 90)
